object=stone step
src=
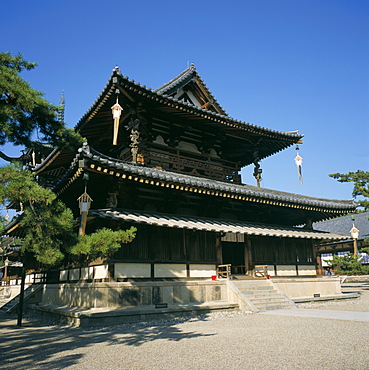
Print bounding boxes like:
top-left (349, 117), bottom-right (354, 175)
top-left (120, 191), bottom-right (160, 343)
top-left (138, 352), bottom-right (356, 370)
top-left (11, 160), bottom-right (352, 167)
top-left (238, 286), bottom-right (274, 292)
top-left (241, 290), bottom-right (278, 297)
top-left (233, 281), bottom-right (271, 286)
top-left (0, 298), bottom-right (20, 311)
top-left (256, 303), bottom-right (293, 311)
top-left (0, 285), bottom-right (42, 314)
top-left (248, 294), bottom-right (287, 301)
top-left (232, 280), bottom-right (295, 312)
top-left (249, 297), bottom-right (291, 305)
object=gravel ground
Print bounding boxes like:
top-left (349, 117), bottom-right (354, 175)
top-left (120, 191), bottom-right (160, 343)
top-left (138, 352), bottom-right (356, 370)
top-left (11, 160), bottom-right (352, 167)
top-left (1, 282), bottom-right (368, 370)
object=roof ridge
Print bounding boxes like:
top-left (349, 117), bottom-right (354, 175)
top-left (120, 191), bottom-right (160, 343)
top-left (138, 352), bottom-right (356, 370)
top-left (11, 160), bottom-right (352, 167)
top-left (153, 64), bottom-right (228, 116)
top-left (154, 63), bottom-right (197, 94)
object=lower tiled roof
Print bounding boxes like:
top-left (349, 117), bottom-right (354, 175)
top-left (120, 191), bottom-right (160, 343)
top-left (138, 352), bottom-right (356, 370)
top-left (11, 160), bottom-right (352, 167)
top-left (90, 209), bottom-right (350, 240)
top-left (80, 146), bottom-right (355, 213)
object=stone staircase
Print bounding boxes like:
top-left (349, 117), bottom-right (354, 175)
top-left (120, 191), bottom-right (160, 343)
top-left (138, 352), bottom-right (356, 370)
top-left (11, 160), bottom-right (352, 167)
top-left (0, 286), bottom-right (12, 310)
top-left (0, 284), bottom-right (42, 314)
top-left (231, 280), bottom-right (297, 312)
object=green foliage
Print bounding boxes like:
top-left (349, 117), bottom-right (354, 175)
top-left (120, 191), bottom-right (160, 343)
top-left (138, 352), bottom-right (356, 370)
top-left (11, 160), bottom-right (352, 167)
top-left (325, 253), bottom-right (369, 275)
top-left (0, 164), bottom-right (76, 265)
top-left (329, 170), bottom-right (369, 210)
top-left (69, 227), bottom-right (136, 262)
top-left (0, 164), bottom-right (137, 266)
top-left (0, 52), bottom-right (64, 149)
top-left (0, 163), bottom-right (54, 209)
top-left (0, 215), bottom-right (5, 235)
top-left (20, 200), bottom-right (77, 266)
top-left (60, 128), bottom-right (85, 150)
top-left (333, 265), bottom-right (369, 275)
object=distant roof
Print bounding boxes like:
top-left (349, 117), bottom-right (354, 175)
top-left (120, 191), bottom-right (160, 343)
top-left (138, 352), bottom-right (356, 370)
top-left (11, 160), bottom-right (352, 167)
top-left (313, 212), bottom-right (369, 240)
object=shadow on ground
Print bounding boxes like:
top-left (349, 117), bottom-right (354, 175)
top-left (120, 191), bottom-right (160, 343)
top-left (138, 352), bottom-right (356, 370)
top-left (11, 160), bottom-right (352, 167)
top-left (0, 312), bottom-right (215, 369)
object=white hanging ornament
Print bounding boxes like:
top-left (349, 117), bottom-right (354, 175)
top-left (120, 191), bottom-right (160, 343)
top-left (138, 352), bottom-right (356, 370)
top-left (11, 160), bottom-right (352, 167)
top-left (111, 96), bottom-right (123, 145)
top-left (295, 145), bottom-right (302, 185)
top-left (294, 151), bottom-right (303, 185)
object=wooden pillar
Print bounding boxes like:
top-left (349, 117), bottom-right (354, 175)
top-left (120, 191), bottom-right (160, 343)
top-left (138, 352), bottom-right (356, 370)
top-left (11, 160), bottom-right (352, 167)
top-left (78, 212), bottom-right (88, 236)
top-left (316, 253), bottom-right (323, 276)
top-left (312, 240), bottom-right (322, 276)
top-left (245, 237), bottom-right (253, 276)
top-left (216, 233), bottom-right (222, 265)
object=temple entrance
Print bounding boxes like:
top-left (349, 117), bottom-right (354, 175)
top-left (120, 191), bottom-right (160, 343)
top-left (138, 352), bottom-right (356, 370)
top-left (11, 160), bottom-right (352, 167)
top-left (222, 241), bottom-right (246, 275)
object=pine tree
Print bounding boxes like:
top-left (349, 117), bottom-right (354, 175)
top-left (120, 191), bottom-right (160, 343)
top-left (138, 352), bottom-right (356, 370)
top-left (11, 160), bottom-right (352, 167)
top-left (329, 170), bottom-right (369, 210)
top-left (0, 164), bottom-right (76, 265)
top-left (0, 52), bottom-right (83, 161)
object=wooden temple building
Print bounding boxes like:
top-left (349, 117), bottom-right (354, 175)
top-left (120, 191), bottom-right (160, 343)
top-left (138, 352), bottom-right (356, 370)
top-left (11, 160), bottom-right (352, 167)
top-left (17, 64), bottom-right (356, 281)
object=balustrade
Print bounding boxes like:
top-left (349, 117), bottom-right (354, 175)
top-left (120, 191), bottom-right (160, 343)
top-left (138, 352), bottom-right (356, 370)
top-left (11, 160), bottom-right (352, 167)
top-left (124, 146), bottom-right (241, 183)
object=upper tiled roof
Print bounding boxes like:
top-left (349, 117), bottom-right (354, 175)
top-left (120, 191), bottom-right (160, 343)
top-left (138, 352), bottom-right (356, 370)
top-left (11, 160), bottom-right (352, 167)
top-left (154, 64), bottom-right (198, 95)
top-left (313, 212), bottom-right (369, 240)
top-left (154, 64), bottom-right (228, 116)
top-left (74, 67), bottom-right (303, 148)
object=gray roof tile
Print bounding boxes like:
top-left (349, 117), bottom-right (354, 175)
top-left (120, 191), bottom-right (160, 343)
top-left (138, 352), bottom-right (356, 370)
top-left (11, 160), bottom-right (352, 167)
top-left (70, 145), bottom-right (355, 213)
top-left (90, 209), bottom-right (350, 240)
top-left (313, 212), bottom-right (369, 240)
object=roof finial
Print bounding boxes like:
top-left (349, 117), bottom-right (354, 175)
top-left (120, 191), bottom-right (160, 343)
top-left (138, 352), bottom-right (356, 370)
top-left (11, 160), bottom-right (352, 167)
top-left (58, 90), bottom-right (65, 123)
top-left (113, 65), bottom-right (121, 75)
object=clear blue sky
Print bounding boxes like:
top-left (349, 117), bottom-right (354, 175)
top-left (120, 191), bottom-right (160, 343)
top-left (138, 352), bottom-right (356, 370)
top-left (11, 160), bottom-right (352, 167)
top-left (2, 0), bottom-right (368, 204)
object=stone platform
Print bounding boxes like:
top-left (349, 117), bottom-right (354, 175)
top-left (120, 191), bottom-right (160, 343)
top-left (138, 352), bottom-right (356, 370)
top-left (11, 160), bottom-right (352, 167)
top-left (28, 301), bottom-right (240, 327)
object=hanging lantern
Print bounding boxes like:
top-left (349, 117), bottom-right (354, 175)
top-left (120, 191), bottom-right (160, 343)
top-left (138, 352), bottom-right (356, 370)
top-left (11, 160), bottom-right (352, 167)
top-left (78, 192), bottom-right (92, 213)
top-left (294, 146), bottom-right (303, 185)
top-left (350, 223), bottom-right (359, 256)
top-left (77, 191), bottom-right (93, 236)
top-left (350, 224), bottom-right (359, 239)
top-left (111, 96), bottom-right (123, 145)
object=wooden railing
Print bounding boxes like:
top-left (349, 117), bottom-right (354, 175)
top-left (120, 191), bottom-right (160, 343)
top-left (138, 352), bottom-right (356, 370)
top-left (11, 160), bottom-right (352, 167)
top-left (254, 265), bottom-right (268, 278)
top-left (217, 264), bottom-right (232, 279)
top-left (123, 146), bottom-right (241, 183)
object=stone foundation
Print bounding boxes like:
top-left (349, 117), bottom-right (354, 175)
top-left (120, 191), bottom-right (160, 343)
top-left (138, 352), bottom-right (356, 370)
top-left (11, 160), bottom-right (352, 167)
top-left (273, 277), bottom-right (342, 299)
top-left (40, 280), bottom-right (229, 309)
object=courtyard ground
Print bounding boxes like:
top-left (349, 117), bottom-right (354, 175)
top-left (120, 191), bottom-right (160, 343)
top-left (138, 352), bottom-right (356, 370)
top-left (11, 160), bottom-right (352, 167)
top-left (0, 282), bottom-right (368, 370)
